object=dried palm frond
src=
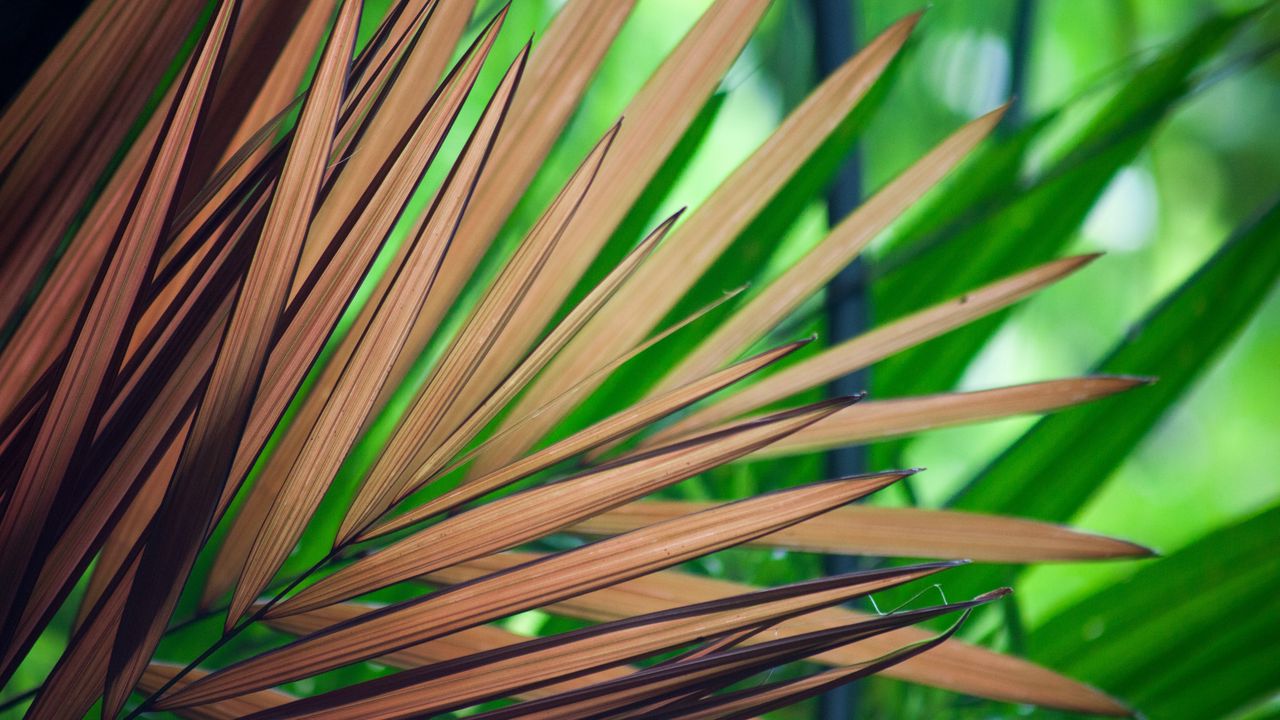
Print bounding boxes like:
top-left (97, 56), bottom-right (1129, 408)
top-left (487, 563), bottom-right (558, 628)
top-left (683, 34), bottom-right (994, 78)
top-left (0, 1), bottom-right (1152, 718)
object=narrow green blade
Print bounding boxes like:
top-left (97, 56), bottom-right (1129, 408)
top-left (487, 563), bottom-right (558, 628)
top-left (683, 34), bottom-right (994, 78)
top-left (1029, 503), bottom-right (1280, 720)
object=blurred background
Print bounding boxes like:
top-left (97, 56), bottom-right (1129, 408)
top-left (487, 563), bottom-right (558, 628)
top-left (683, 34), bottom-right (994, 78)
top-left (2, 0), bottom-right (1276, 718)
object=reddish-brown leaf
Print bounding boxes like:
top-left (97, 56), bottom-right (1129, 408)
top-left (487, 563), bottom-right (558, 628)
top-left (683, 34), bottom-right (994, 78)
top-left (376, 0), bottom-right (638, 417)
top-left (460, 595), bottom-right (1000, 720)
top-left (425, 552), bottom-right (1131, 715)
top-left (641, 254), bottom-right (1099, 449)
top-left (0, 0), bottom-right (206, 324)
top-left (138, 663), bottom-right (294, 720)
top-left (269, 396), bottom-right (853, 618)
top-left (364, 339), bottom-right (810, 539)
top-left (469, 10), bottom-right (921, 479)
top-left (0, 0), bottom-right (238, 654)
top-left (337, 209), bottom-right (680, 544)
top-left (225, 40), bottom-right (531, 630)
top-left (360, 284), bottom-right (750, 541)
top-left (234, 563), bottom-right (957, 719)
top-left (265, 605), bottom-right (633, 700)
top-left (202, 7), bottom-right (513, 609)
top-left (101, 1), bottom-right (358, 712)
top-left (751, 375), bottom-right (1151, 457)
top-left (226, 5), bottom-right (509, 503)
top-left (156, 472), bottom-right (906, 706)
top-left (571, 499), bottom-right (1153, 562)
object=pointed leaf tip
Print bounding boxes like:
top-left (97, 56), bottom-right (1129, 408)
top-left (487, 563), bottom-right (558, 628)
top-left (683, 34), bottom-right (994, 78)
top-left (976, 587), bottom-right (1014, 602)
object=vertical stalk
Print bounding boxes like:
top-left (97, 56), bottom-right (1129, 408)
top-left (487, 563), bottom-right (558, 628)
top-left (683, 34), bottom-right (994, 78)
top-left (1005, 0), bottom-right (1037, 133)
top-left (808, 1), bottom-right (865, 718)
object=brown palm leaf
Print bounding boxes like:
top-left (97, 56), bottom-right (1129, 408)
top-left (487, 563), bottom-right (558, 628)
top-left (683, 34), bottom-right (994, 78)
top-left (0, 1), bottom-right (1153, 718)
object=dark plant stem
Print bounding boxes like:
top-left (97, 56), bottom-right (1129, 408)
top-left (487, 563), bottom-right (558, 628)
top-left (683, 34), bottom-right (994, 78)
top-left (808, 1), bottom-right (866, 718)
top-left (1005, 0), bottom-right (1037, 133)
